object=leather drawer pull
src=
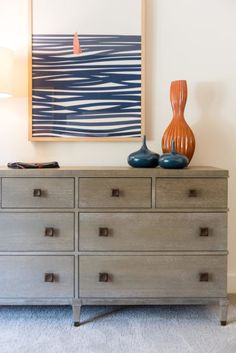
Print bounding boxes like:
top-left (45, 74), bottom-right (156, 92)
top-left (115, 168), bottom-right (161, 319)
top-left (188, 189), bottom-right (197, 197)
top-left (199, 273), bottom-right (209, 282)
top-left (99, 273), bottom-right (109, 282)
top-left (44, 273), bottom-right (55, 283)
top-left (45, 227), bottom-right (55, 237)
top-left (111, 189), bottom-right (120, 197)
top-left (99, 227), bottom-right (109, 237)
top-left (33, 189), bottom-right (42, 197)
top-left (200, 227), bottom-right (209, 237)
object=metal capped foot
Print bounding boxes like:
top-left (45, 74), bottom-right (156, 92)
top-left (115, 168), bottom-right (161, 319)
top-left (72, 303), bottom-right (81, 327)
top-left (219, 298), bottom-right (229, 327)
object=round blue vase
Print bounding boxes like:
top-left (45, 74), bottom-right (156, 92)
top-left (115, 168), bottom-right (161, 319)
top-left (159, 140), bottom-right (189, 169)
top-left (128, 136), bottom-right (159, 168)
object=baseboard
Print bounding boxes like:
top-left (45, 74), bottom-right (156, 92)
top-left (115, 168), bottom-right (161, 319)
top-left (228, 274), bottom-right (236, 293)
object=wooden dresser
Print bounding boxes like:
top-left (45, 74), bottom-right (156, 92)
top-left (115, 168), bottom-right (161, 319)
top-left (0, 166), bottom-right (229, 326)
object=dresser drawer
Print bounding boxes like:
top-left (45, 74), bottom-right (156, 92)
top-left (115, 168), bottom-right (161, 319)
top-left (0, 256), bottom-right (74, 298)
top-left (0, 213), bottom-right (74, 251)
top-left (79, 178), bottom-right (151, 208)
top-left (79, 255), bottom-right (227, 298)
top-left (2, 178), bottom-right (74, 208)
top-left (156, 178), bottom-right (227, 209)
top-left (79, 213), bottom-right (227, 251)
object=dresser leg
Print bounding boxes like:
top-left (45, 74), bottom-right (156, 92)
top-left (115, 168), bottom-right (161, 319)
top-left (72, 304), bottom-right (81, 327)
top-left (219, 298), bottom-right (229, 326)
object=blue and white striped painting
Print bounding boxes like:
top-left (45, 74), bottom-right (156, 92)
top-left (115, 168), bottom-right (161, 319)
top-left (32, 34), bottom-right (142, 139)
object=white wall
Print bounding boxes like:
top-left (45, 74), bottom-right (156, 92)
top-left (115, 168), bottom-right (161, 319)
top-left (1, 0), bottom-right (236, 291)
top-left (33, 0), bottom-right (141, 35)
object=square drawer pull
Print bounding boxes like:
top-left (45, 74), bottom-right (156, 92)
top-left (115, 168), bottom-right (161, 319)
top-left (200, 227), bottom-right (209, 237)
top-left (33, 189), bottom-right (42, 197)
top-left (199, 273), bottom-right (209, 282)
top-left (111, 189), bottom-right (120, 197)
top-left (44, 273), bottom-right (55, 283)
top-left (99, 227), bottom-right (109, 237)
top-left (44, 227), bottom-right (55, 237)
top-left (99, 273), bottom-right (109, 282)
top-left (188, 189), bottom-right (198, 197)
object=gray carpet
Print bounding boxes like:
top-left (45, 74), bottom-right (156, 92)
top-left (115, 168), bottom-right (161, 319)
top-left (0, 301), bottom-right (236, 353)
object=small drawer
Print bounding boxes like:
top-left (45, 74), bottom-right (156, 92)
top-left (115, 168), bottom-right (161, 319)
top-left (0, 256), bottom-right (74, 298)
top-left (0, 213), bottom-right (74, 251)
top-left (79, 178), bottom-right (151, 208)
top-left (79, 213), bottom-right (227, 251)
top-left (156, 178), bottom-right (227, 209)
top-left (79, 255), bottom-right (227, 298)
top-left (2, 178), bottom-right (74, 208)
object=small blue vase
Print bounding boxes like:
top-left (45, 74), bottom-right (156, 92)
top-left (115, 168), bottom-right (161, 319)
top-left (159, 140), bottom-right (189, 169)
top-left (128, 136), bottom-right (159, 168)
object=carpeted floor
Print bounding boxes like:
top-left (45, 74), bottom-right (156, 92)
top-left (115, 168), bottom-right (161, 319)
top-left (1, 296), bottom-right (236, 353)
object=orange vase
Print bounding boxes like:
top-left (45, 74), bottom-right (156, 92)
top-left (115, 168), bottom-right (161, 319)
top-left (162, 80), bottom-right (195, 163)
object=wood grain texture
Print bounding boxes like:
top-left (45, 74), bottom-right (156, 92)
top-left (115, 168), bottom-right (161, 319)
top-left (77, 297), bottom-right (227, 306)
top-left (0, 166), bottom-right (229, 178)
top-left (79, 178), bottom-right (152, 208)
top-left (2, 178), bottom-right (75, 208)
top-left (156, 178), bottom-right (227, 209)
top-left (0, 298), bottom-right (73, 305)
top-left (79, 255), bottom-right (227, 298)
top-left (219, 298), bottom-right (229, 323)
top-left (79, 212), bottom-right (227, 251)
top-left (72, 304), bottom-right (81, 324)
top-left (0, 166), bottom-right (228, 325)
top-left (0, 213), bottom-right (74, 251)
top-left (0, 256), bottom-right (74, 298)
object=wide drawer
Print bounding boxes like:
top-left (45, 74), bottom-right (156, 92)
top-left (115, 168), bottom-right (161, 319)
top-left (79, 178), bottom-right (151, 208)
top-left (0, 256), bottom-right (74, 298)
top-left (0, 213), bottom-right (74, 251)
top-left (156, 178), bottom-right (227, 209)
top-left (2, 178), bottom-right (74, 208)
top-left (79, 213), bottom-right (227, 251)
top-left (79, 255), bottom-right (227, 298)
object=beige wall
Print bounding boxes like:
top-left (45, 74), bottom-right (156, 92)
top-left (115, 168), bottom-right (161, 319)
top-left (0, 0), bottom-right (236, 291)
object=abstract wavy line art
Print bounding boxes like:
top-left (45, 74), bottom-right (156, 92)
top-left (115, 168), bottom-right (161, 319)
top-left (32, 34), bottom-right (142, 138)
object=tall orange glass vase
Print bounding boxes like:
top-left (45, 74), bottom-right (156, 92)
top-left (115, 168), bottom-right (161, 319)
top-left (162, 80), bottom-right (195, 163)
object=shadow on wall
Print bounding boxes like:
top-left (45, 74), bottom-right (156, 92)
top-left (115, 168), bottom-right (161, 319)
top-left (145, 0), bottom-right (157, 140)
top-left (191, 81), bottom-right (236, 279)
top-left (12, 51), bottom-right (28, 98)
top-left (192, 81), bottom-right (235, 167)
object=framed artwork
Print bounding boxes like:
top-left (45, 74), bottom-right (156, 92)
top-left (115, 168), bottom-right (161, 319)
top-left (29, 0), bottom-right (146, 141)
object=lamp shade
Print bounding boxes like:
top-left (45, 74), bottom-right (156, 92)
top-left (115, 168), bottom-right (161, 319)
top-left (0, 47), bottom-right (14, 98)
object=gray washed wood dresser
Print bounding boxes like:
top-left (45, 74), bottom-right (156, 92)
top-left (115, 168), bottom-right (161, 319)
top-left (0, 166), bottom-right (229, 326)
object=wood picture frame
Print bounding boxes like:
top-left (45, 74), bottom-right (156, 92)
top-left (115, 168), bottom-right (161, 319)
top-left (28, 0), bottom-right (146, 141)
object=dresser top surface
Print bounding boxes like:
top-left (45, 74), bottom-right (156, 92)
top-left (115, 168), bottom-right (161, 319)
top-left (0, 166), bottom-right (228, 177)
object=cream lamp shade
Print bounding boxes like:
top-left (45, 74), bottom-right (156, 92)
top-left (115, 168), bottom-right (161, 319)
top-left (0, 47), bottom-right (14, 98)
